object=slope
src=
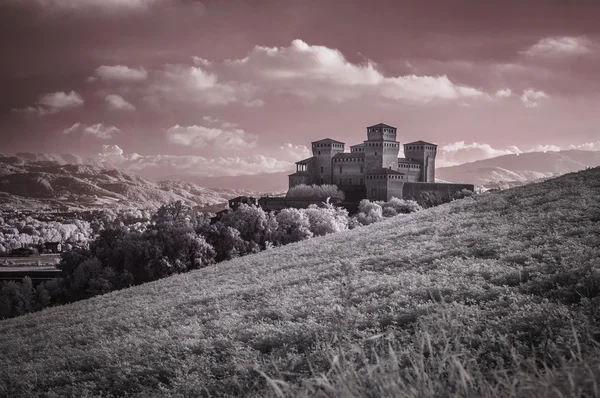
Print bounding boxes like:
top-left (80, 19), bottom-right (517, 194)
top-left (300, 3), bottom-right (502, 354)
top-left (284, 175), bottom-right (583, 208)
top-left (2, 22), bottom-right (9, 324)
top-left (1, 168), bottom-right (600, 397)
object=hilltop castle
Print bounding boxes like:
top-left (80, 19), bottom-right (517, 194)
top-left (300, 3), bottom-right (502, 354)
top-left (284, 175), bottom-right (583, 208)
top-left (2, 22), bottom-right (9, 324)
top-left (289, 123), bottom-right (444, 201)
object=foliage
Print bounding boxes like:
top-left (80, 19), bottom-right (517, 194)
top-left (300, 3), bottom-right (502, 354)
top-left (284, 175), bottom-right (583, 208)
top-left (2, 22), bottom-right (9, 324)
top-left (287, 184), bottom-right (345, 200)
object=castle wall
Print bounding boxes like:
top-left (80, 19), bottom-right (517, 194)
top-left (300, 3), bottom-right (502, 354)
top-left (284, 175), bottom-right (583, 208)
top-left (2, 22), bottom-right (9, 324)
top-left (365, 174), bottom-right (405, 201)
top-left (258, 197), bottom-right (342, 211)
top-left (289, 174), bottom-right (314, 188)
top-left (332, 157), bottom-right (365, 186)
top-left (403, 144), bottom-right (437, 182)
top-left (311, 141), bottom-right (344, 184)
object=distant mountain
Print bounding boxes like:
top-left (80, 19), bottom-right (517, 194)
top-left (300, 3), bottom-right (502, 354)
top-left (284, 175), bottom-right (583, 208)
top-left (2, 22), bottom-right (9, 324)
top-left (436, 150), bottom-right (600, 188)
top-left (168, 171), bottom-right (292, 193)
top-left (0, 154), bottom-right (258, 211)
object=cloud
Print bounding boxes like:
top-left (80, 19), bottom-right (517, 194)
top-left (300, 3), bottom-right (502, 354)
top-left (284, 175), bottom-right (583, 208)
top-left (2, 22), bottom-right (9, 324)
top-left (166, 124), bottom-right (258, 149)
top-left (522, 36), bottom-right (595, 57)
top-left (95, 65), bottom-right (148, 82)
top-left (528, 144), bottom-right (561, 153)
top-left (105, 94), bottom-right (136, 111)
top-left (12, 90), bottom-right (84, 116)
top-left (62, 122), bottom-right (120, 139)
top-left (226, 39), bottom-right (484, 103)
top-left (279, 143), bottom-right (311, 161)
top-left (17, 0), bottom-right (171, 12)
top-left (494, 88), bottom-right (512, 98)
top-left (144, 63), bottom-right (256, 107)
top-left (439, 141), bottom-right (523, 165)
top-left (202, 116), bottom-right (238, 129)
top-left (521, 89), bottom-right (549, 108)
top-left (568, 142), bottom-right (600, 151)
top-left (97, 145), bottom-right (295, 177)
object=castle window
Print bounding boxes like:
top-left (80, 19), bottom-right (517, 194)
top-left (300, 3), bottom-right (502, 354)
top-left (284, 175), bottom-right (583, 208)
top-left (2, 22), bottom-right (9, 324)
top-left (375, 152), bottom-right (377, 156)
top-left (339, 166), bottom-right (342, 173)
top-left (318, 151), bottom-right (321, 155)
top-left (320, 166), bottom-right (324, 173)
top-left (320, 177), bottom-right (324, 184)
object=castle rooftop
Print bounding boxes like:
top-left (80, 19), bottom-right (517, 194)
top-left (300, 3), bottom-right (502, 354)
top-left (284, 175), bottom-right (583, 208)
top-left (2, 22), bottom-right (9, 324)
top-left (311, 138), bottom-right (345, 144)
top-left (367, 123), bottom-right (396, 129)
top-left (405, 140), bottom-right (437, 146)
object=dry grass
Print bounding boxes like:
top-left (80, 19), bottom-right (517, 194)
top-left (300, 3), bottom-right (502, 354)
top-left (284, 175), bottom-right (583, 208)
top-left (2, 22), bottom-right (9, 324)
top-left (0, 168), bottom-right (599, 397)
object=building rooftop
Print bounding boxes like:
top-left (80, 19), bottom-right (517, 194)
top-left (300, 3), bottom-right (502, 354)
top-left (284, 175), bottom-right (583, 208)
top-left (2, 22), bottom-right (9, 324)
top-left (405, 140), bottom-right (437, 146)
top-left (295, 156), bottom-right (315, 165)
top-left (333, 152), bottom-right (365, 159)
top-left (367, 123), bottom-right (396, 129)
top-left (350, 143), bottom-right (365, 147)
top-left (312, 138), bottom-right (345, 145)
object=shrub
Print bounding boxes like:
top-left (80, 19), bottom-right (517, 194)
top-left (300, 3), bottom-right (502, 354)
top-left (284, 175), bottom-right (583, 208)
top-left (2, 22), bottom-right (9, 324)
top-left (286, 184), bottom-right (345, 200)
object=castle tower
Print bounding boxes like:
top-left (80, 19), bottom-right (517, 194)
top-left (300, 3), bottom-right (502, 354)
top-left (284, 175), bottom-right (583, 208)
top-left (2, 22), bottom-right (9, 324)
top-left (311, 138), bottom-right (345, 184)
top-left (403, 141), bottom-right (437, 182)
top-left (364, 123), bottom-right (400, 172)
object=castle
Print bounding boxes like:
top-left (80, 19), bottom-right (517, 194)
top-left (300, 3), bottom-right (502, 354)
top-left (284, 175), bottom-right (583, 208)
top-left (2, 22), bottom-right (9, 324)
top-left (287, 123), bottom-right (469, 202)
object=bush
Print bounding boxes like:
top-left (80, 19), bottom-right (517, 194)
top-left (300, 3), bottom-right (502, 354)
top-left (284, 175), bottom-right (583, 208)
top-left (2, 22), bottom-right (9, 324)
top-left (286, 184), bottom-right (345, 200)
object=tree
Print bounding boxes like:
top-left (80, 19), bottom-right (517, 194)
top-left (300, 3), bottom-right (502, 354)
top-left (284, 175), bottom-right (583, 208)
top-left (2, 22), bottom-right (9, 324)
top-left (275, 208), bottom-right (313, 244)
top-left (355, 199), bottom-right (384, 225)
top-left (286, 184), bottom-right (345, 200)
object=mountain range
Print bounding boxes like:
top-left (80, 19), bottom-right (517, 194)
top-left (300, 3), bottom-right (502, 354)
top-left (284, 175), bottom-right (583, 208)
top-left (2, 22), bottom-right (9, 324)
top-left (0, 154), bottom-right (258, 211)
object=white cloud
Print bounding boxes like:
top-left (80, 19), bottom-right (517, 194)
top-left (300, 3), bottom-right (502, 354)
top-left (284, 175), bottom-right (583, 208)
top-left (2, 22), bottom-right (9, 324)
top-left (439, 141), bottom-right (523, 165)
top-left (144, 63), bottom-right (256, 107)
top-left (226, 39), bottom-right (484, 103)
top-left (494, 88), bottom-right (512, 98)
top-left (521, 89), bottom-right (549, 108)
top-left (522, 36), bottom-right (595, 57)
top-left (105, 94), bottom-right (136, 111)
top-left (95, 65), bottom-right (148, 82)
top-left (528, 144), bottom-right (561, 153)
top-left (62, 122), bottom-right (120, 139)
top-left (21, 0), bottom-right (169, 12)
top-left (569, 142), bottom-right (600, 151)
top-left (12, 90), bottom-right (84, 116)
top-left (280, 143), bottom-right (311, 161)
top-left (166, 124), bottom-right (258, 149)
top-left (97, 145), bottom-right (295, 177)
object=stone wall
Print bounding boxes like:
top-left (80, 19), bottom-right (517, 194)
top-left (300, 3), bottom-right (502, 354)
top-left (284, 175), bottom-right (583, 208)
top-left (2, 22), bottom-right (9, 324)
top-left (258, 197), bottom-right (342, 211)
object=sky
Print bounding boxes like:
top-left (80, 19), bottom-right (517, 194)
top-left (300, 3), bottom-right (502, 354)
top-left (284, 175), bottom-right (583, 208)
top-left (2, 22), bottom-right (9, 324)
top-left (1, 0), bottom-right (600, 179)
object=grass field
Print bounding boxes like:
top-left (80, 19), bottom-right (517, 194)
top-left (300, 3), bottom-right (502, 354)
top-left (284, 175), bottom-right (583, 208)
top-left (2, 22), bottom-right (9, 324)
top-left (1, 168), bottom-right (600, 397)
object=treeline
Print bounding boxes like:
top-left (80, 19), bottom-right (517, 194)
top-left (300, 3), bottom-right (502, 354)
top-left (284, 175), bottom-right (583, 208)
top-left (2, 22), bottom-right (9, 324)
top-left (0, 197), bottom-right (426, 319)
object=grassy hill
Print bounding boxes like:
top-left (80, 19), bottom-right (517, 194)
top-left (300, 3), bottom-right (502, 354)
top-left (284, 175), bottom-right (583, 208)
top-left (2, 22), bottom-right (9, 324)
top-left (1, 168), bottom-right (600, 397)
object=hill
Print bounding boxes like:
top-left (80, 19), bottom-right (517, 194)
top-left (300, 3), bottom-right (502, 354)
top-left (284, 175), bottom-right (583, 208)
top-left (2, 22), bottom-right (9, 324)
top-left (1, 168), bottom-right (600, 396)
top-left (437, 149), bottom-right (600, 188)
top-left (0, 154), bottom-right (258, 211)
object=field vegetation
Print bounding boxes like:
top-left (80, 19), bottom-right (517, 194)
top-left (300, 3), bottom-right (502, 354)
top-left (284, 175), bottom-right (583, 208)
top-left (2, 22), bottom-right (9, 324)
top-left (0, 168), bottom-right (599, 397)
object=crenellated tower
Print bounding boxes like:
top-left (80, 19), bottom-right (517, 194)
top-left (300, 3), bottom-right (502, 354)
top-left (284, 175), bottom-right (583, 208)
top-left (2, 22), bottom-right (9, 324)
top-left (364, 123), bottom-right (400, 172)
top-left (403, 141), bottom-right (437, 182)
top-left (311, 138), bottom-right (345, 184)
